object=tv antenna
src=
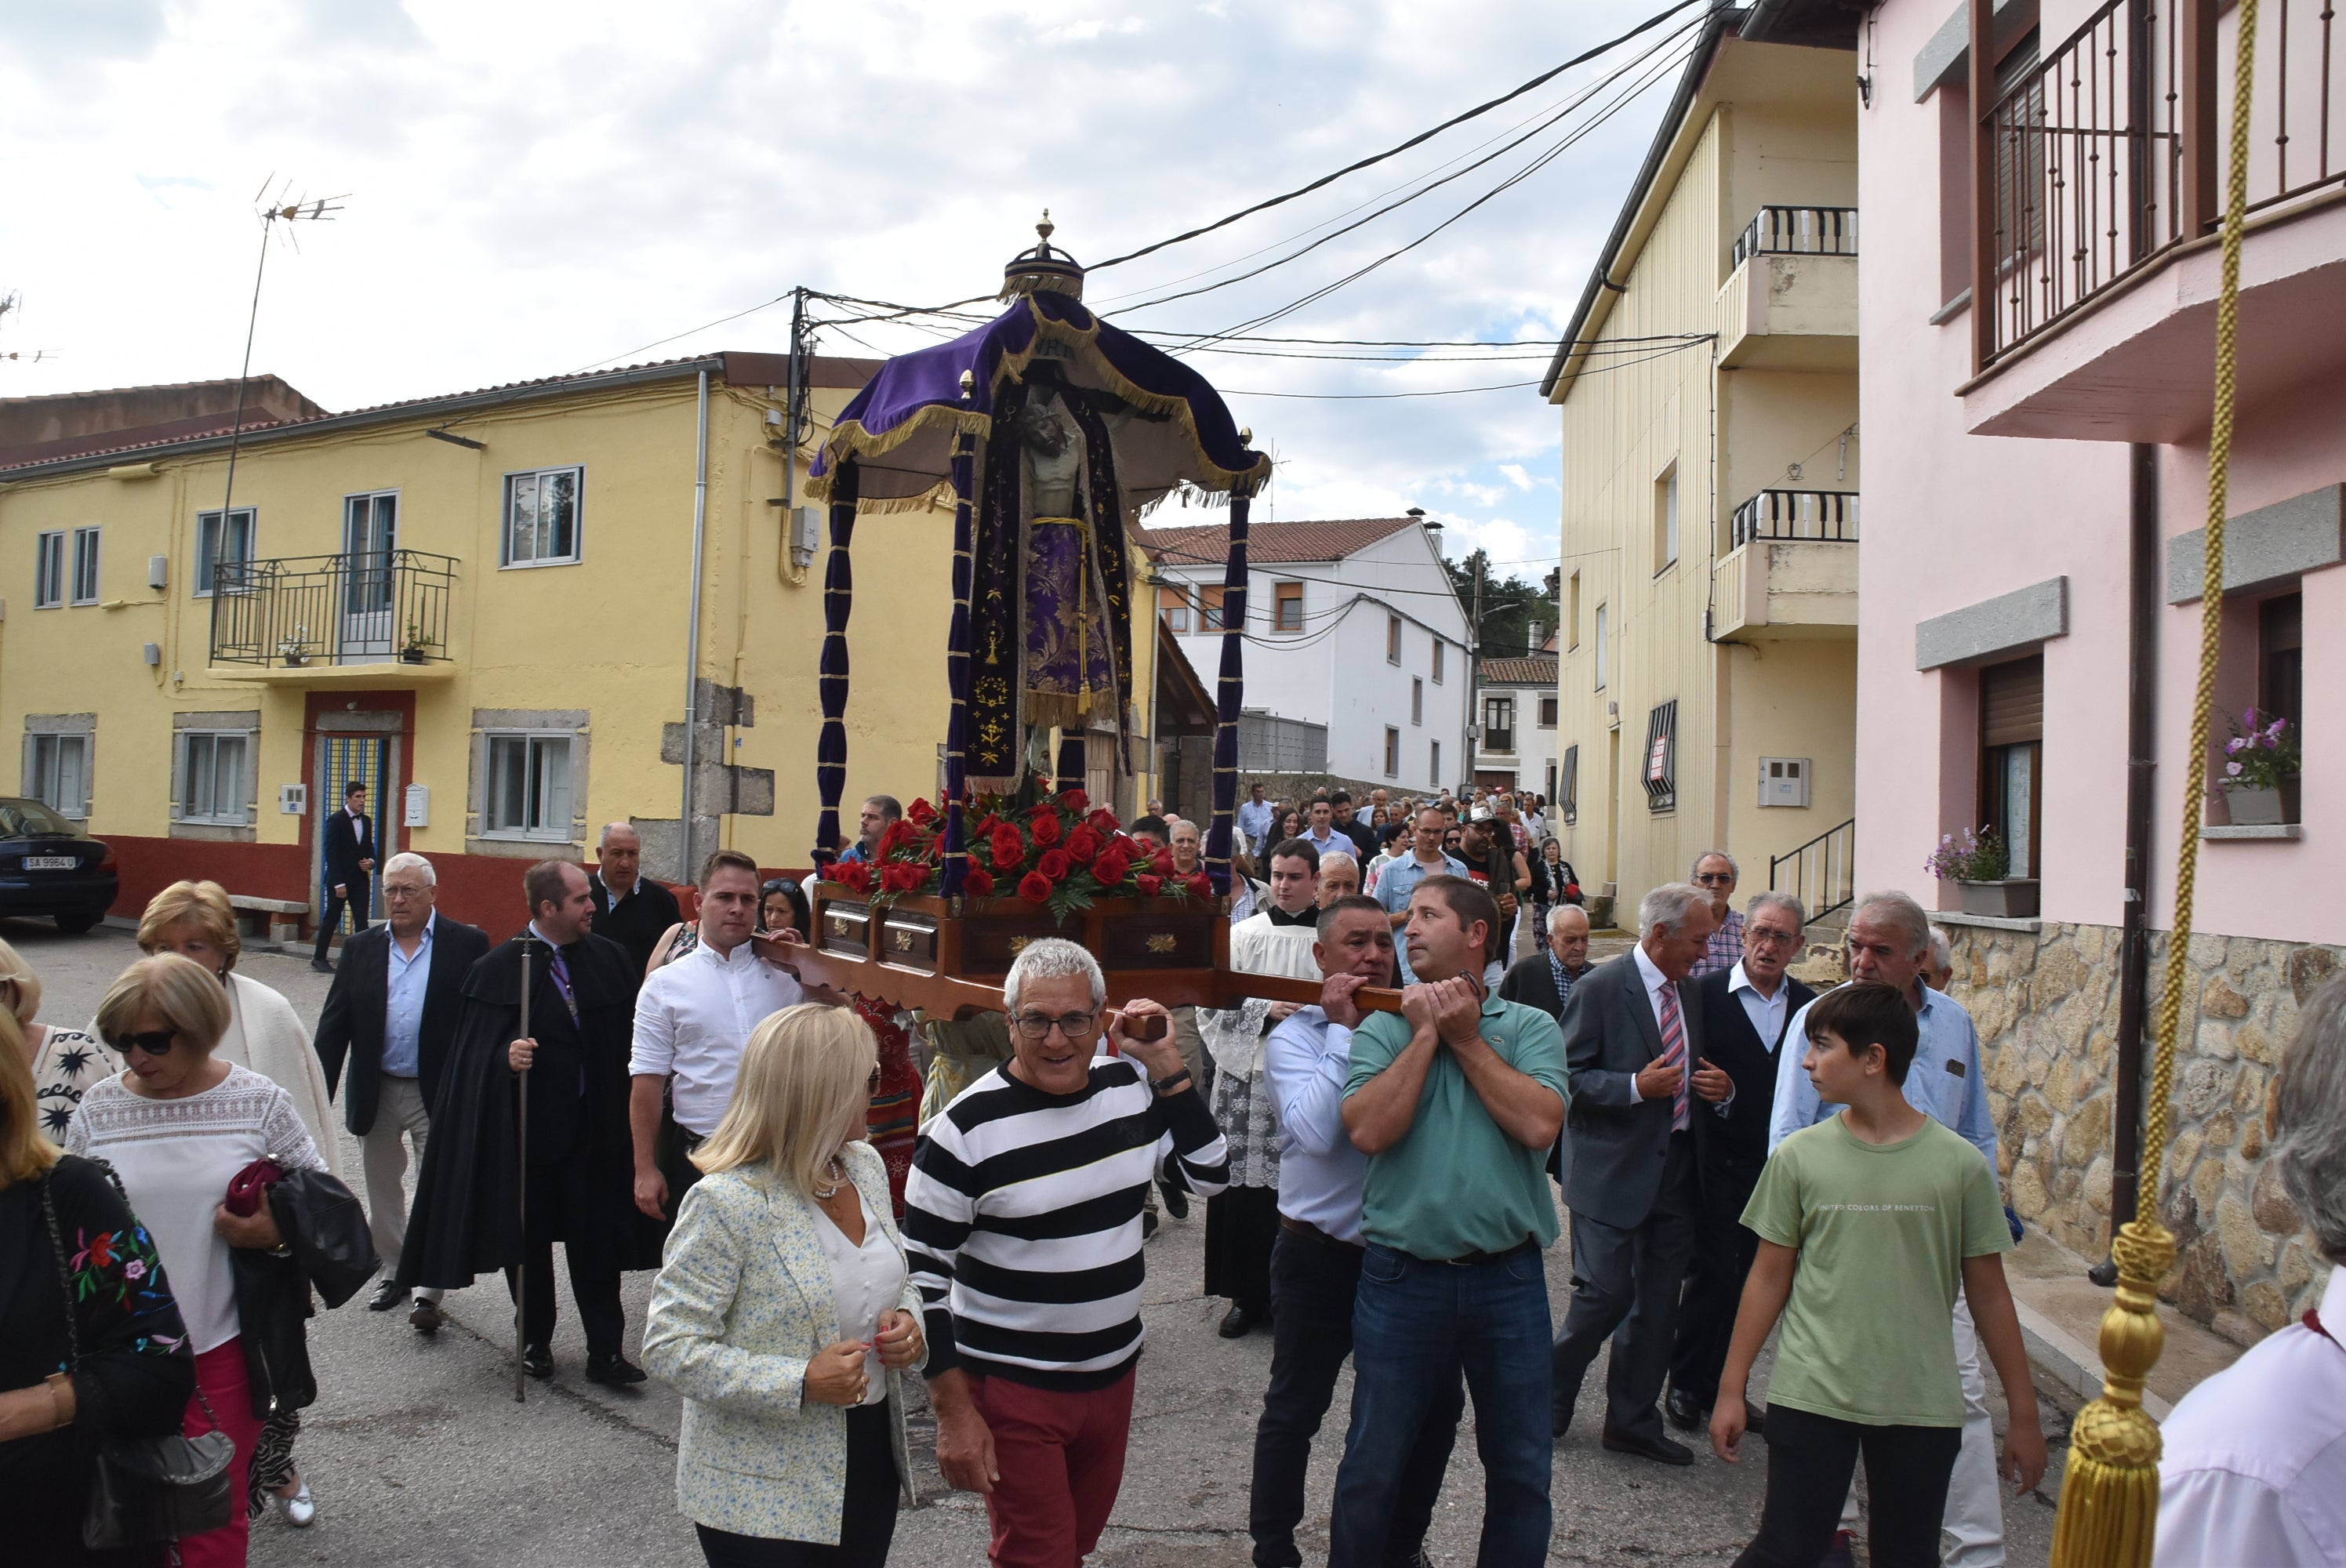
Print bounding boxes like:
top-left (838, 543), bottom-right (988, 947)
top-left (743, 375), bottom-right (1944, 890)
top-left (0, 289), bottom-right (60, 365)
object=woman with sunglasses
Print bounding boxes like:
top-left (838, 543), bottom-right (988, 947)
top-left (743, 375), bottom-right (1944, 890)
top-left (643, 1003), bottom-right (925, 1567)
top-left (0, 936), bottom-right (106, 1145)
top-left (67, 954), bottom-right (326, 1568)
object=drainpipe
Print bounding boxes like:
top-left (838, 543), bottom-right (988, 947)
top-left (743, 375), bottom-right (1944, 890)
top-left (2107, 441), bottom-right (2159, 1266)
top-left (679, 369), bottom-right (710, 883)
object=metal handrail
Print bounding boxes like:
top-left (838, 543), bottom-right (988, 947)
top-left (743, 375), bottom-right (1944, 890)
top-left (1732, 490), bottom-right (1860, 546)
top-left (1771, 817), bottom-right (1857, 922)
top-left (1730, 205), bottom-right (1859, 267)
top-left (209, 550), bottom-right (458, 667)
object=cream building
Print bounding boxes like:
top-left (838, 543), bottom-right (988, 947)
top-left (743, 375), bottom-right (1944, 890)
top-left (1541, 13), bottom-right (1859, 926)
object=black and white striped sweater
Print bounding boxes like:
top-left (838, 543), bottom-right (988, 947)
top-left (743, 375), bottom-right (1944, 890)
top-left (902, 1055), bottom-right (1230, 1390)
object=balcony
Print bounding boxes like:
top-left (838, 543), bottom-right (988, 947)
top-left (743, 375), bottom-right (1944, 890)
top-left (209, 550), bottom-right (459, 685)
top-left (1717, 205), bottom-right (1859, 370)
top-left (1712, 491), bottom-right (1858, 641)
top-left (1963, 0), bottom-right (2346, 441)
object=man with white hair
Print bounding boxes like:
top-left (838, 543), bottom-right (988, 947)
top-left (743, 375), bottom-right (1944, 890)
top-left (905, 941), bottom-right (1228, 1566)
top-left (589, 821), bottom-right (681, 975)
top-left (314, 851), bottom-right (491, 1330)
top-left (1927, 924), bottom-right (1957, 993)
top-left (2156, 975), bottom-right (2346, 1566)
top-left (1549, 882), bottom-right (1723, 1465)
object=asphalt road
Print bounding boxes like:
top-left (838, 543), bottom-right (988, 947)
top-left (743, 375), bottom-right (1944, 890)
top-left (24, 919), bottom-right (2066, 1566)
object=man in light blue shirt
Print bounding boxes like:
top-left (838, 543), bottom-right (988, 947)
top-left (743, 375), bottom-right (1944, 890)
top-left (1237, 782), bottom-right (1276, 858)
top-left (1373, 806), bottom-right (1469, 984)
top-left (383, 909), bottom-right (433, 1078)
top-left (1251, 895), bottom-right (1461, 1568)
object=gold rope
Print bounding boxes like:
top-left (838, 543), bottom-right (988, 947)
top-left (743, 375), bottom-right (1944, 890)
top-left (2048, 5), bottom-right (2257, 1564)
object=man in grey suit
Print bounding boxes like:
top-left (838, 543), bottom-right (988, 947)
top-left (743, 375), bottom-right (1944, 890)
top-left (1550, 882), bottom-right (1725, 1465)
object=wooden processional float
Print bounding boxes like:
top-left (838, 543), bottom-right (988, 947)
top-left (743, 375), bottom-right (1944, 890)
top-left (776, 217), bottom-right (1395, 1024)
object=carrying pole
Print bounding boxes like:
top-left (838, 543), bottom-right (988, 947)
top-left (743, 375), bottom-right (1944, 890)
top-left (514, 935), bottom-right (536, 1403)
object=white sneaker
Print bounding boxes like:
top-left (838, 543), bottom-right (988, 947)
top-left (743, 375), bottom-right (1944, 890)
top-left (279, 1482), bottom-right (317, 1528)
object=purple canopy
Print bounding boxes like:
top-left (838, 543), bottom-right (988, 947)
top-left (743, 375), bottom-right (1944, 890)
top-left (809, 289), bottom-right (1269, 512)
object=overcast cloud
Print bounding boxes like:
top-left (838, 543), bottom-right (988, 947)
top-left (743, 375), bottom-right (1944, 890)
top-left (0, 0), bottom-right (1697, 584)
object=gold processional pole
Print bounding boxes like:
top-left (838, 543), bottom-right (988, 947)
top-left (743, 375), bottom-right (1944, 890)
top-left (2048, 3), bottom-right (2258, 1563)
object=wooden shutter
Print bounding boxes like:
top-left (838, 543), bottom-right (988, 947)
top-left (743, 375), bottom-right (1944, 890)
top-left (1981, 655), bottom-right (2044, 747)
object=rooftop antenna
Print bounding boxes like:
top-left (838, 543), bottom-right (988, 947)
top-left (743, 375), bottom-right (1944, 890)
top-left (0, 289), bottom-right (58, 365)
top-left (215, 180), bottom-right (346, 585)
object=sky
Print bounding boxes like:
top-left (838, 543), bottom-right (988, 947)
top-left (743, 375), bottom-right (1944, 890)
top-left (0, 0), bottom-right (1703, 587)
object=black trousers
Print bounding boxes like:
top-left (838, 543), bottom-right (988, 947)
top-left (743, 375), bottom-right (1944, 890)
top-left (1251, 1225), bottom-right (1462, 1568)
top-left (1205, 1185), bottom-right (1281, 1312)
top-left (694, 1402), bottom-right (900, 1566)
top-left (312, 875), bottom-right (371, 959)
top-left (1733, 1403), bottom-right (1961, 1568)
top-left (504, 1156), bottom-right (623, 1356)
top-left (1668, 1154), bottom-right (1763, 1409)
top-left (1550, 1130), bottom-right (1699, 1440)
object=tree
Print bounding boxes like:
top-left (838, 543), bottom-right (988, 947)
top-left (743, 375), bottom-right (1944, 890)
top-left (1443, 548), bottom-right (1557, 659)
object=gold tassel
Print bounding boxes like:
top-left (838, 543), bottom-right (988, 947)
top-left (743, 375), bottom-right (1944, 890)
top-left (2049, 1221), bottom-right (2175, 1568)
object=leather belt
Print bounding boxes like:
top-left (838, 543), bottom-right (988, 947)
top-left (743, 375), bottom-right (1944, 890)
top-left (1280, 1215), bottom-right (1364, 1253)
top-left (1403, 1240), bottom-right (1538, 1269)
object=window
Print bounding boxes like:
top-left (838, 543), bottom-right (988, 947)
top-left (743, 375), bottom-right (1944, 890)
top-left (194, 509), bottom-right (256, 597)
top-left (1567, 572), bottom-right (1582, 649)
top-left (1539, 695), bottom-right (1559, 728)
top-left (1430, 739), bottom-right (1441, 784)
top-left (179, 732), bottom-right (249, 823)
top-left (1594, 604), bottom-right (1610, 689)
top-left (34, 532), bottom-right (64, 608)
top-left (1643, 699), bottom-right (1680, 813)
top-left (1560, 743), bottom-right (1580, 825)
top-left (503, 466), bottom-right (583, 567)
top-left (1159, 586), bottom-right (1192, 632)
top-left (1384, 727), bottom-right (1400, 776)
top-left (1485, 696), bottom-right (1516, 755)
top-left (1981, 655), bottom-right (2043, 876)
top-left (70, 528), bottom-right (101, 605)
top-left (1387, 615), bottom-right (1403, 664)
top-left (1199, 586), bottom-right (1228, 631)
top-left (27, 734), bottom-right (89, 818)
top-left (1274, 581), bottom-right (1304, 633)
top-left (1431, 640), bottom-right (1444, 683)
top-left (2261, 592), bottom-right (2304, 738)
top-left (485, 734), bottom-right (574, 840)
top-left (1411, 677), bottom-right (1424, 726)
top-left (1654, 466), bottom-right (1680, 573)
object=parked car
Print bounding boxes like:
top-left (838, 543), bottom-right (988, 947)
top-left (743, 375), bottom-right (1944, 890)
top-left (0, 799), bottom-right (118, 932)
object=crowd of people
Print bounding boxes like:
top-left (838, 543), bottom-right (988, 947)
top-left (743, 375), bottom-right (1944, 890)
top-left (0, 782), bottom-right (2339, 1567)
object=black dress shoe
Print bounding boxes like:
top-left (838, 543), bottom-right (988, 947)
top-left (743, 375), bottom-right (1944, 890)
top-left (521, 1343), bottom-right (553, 1379)
top-left (1217, 1303), bottom-right (1257, 1338)
top-left (367, 1278), bottom-right (403, 1312)
top-left (1600, 1425), bottom-right (1694, 1466)
top-left (409, 1298), bottom-right (444, 1335)
top-left (1551, 1403), bottom-right (1575, 1437)
top-left (1141, 1209), bottom-right (1160, 1241)
top-left (1663, 1386), bottom-right (1706, 1432)
top-left (1159, 1178), bottom-right (1189, 1219)
top-left (585, 1351), bottom-right (647, 1386)
top-left (310, 957), bottom-right (335, 975)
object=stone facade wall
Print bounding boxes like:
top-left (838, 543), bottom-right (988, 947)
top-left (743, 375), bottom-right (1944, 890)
top-left (1945, 919), bottom-right (2342, 1347)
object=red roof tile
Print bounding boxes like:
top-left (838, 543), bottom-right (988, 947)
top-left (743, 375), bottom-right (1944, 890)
top-left (1480, 656), bottom-right (1558, 684)
top-left (1138, 516), bottom-right (1424, 567)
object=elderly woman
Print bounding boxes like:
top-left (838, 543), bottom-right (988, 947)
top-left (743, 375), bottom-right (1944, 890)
top-left (67, 955), bottom-right (327, 1568)
top-left (645, 1003), bottom-right (925, 1567)
top-left (0, 937), bottom-right (107, 1144)
top-left (2155, 975), bottom-right (2346, 1566)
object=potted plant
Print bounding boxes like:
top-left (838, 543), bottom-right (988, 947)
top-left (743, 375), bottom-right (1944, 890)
top-left (2219, 706), bottom-right (2299, 825)
top-left (399, 618), bottom-right (430, 664)
top-left (276, 625), bottom-right (314, 668)
top-left (1925, 826), bottom-right (2038, 918)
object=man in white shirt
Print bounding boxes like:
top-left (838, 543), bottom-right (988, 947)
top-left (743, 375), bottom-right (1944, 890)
top-left (1237, 782), bottom-right (1276, 858)
top-left (1375, 808), bottom-right (1470, 985)
top-left (2156, 976), bottom-right (2346, 1567)
top-left (627, 848), bottom-right (802, 1219)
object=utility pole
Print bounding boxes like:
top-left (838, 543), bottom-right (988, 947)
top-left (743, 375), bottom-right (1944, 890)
top-left (1464, 551), bottom-right (1484, 791)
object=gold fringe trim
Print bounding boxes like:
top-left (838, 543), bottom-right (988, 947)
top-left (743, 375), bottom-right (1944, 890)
top-left (806, 406), bottom-right (994, 503)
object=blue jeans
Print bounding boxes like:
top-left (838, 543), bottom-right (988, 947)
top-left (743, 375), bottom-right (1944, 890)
top-left (1330, 1243), bottom-right (1553, 1566)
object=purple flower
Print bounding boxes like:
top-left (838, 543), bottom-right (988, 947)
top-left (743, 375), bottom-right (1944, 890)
top-left (2265, 719), bottom-right (2286, 741)
top-left (2226, 760), bottom-right (2244, 777)
top-left (123, 1259), bottom-right (146, 1281)
top-left (2227, 737), bottom-right (2247, 754)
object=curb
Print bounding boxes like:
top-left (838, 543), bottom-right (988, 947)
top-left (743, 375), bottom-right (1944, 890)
top-left (2014, 1296), bottom-right (2173, 1421)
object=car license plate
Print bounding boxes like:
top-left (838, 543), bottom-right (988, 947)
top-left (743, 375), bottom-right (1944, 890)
top-left (24, 855), bottom-right (75, 871)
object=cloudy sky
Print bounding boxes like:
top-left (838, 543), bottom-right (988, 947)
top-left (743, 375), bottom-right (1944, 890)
top-left (0, 0), bottom-right (1701, 583)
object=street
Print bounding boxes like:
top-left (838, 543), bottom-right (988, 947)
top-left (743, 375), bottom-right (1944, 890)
top-left (27, 920), bottom-right (2067, 1566)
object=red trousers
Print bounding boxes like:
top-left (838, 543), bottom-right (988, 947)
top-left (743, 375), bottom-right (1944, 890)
top-left (968, 1368), bottom-right (1136, 1568)
top-left (179, 1339), bottom-right (264, 1568)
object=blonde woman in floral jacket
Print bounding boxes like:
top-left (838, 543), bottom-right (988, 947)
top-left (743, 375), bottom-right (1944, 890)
top-left (644, 1004), bottom-right (924, 1568)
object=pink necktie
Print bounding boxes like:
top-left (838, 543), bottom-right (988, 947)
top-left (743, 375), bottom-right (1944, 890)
top-left (1658, 982), bottom-right (1689, 1131)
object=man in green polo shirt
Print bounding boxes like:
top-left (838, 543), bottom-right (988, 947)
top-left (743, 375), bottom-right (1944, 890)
top-left (1329, 874), bottom-right (1568, 1566)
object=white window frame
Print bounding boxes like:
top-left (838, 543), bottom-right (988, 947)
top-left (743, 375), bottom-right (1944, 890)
top-left (194, 508), bottom-right (257, 597)
top-left (1655, 466), bottom-right (1680, 574)
top-left (34, 532), bottom-right (65, 609)
top-left (176, 731), bottom-right (251, 826)
top-left (481, 731), bottom-right (576, 841)
top-left (501, 466), bottom-right (585, 568)
top-left (26, 732), bottom-right (91, 819)
top-left (1538, 694), bottom-right (1559, 728)
top-left (69, 527), bottom-right (101, 606)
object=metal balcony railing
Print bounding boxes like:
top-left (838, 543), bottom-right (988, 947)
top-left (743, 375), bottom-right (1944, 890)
top-left (209, 550), bottom-right (457, 667)
top-left (1730, 205), bottom-right (1859, 267)
top-left (1732, 490), bottom-right (1860, 546)
top-left (1772, 817), bottom-right (1857, 921)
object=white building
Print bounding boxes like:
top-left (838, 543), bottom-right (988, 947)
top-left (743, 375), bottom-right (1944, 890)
top-left (1474, 653), bottom-right (1560, 803)
top-left (1140, 516), bottom-right (1471, 794)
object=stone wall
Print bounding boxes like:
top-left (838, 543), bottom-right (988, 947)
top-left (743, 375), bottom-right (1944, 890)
top-left (1944, 918), bottom-right (2341, 1346)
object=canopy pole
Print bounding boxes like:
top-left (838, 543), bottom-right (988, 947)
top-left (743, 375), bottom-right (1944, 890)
top-left (1204, 463), bottom-right (1257, 895)
top-left (812, 460), bottom-right (860, 869)
top-left (942, 433), bottom-right (977, 896)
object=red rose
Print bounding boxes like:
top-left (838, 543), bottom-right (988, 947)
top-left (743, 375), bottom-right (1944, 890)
top-left (990, 824), bottom-right (1025, 866)
top-left (1018, 871), bottom-right (1052, 905)
top-left (1086, 808), bottom-right (1120, 835)
top-left (1136, 873), bottom-right (1163, 897)
top-left (962, 865), bottom-right (994, 897)
top-left (1037, 848), bottom-right (1073, 882)
top-left (1092, 850), bottom-right (1131, 887)
top-left (971, 812), bottom-right (1000, 837)
top-left (1066, 826), bottom-right (1102, 863)
top-left (879, 819), bottom-right (914, 855)
top-left (1151, 849), bottom-right (1175, 877)
top-left (1186, 873), bottom-right (1214, 899)
top-left (1030, 813), bottom-right (1063, 848)
top-left (907, 797), bottom-right (939, 827)
top-left (831, 860), bottom-right (872, 894)
top-left (1059, 788), bottom-right (1088, 811)
top-left (1029, 800), bottom-right (1058, 818)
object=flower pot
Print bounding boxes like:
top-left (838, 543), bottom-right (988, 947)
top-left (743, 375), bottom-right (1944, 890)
top-left (399, 648), bottom-right (427, 665)
top-left (281, 654), bottom-right (307, 668)
top-left (1956, 878), bottom-right (2039, 919)
top-left (2224, 786), bottom-right (2286, 826)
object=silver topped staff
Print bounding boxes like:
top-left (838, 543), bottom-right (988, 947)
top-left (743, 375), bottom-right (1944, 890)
top-left (513, 931), bottom-right (538, 1403)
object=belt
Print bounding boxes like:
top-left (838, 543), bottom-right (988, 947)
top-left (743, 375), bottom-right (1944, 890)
top-left (1400, 1240), bottom-right (1538, 1268)
top-left (1280, 1215), bottom-right (1364, 1253)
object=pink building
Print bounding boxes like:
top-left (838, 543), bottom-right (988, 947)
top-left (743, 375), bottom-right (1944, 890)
top-left (1750, 0), bottom-right (2344, 1343)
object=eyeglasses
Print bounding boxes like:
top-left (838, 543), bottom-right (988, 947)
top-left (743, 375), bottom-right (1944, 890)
top-left (1694, 873), bottom-right (1735, 886)
top-left (1747, 926), bottom-right (1799, 948)
top-left (104, 1029), bottom-right (180, 1057)
top-left (867, 1068), bottom-right (882, 1092)
top-left (1011, 1010), bottom-right (1099, 1040)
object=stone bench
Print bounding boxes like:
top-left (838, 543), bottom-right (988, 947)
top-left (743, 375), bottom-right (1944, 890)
top-left (224, 894), bottom-right (309, 947)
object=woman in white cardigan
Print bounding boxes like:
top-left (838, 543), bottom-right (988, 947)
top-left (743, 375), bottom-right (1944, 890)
top-left (644, 1003), bottom-right (925, 1568)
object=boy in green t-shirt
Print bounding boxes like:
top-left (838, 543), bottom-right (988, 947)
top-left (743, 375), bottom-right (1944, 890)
top-left (1709, 982), bottom-right (2046, 1568)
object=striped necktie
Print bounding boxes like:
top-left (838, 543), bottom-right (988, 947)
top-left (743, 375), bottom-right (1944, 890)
top-left (1658, 980), bottom-right (1689, 1131)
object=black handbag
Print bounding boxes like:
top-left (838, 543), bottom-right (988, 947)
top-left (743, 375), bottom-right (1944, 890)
top-left (42, 1164), bottom-right (236, 1550)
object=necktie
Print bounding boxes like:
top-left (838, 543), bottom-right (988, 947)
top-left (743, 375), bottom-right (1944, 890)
top-left (1658, 981), bottom-right (1689, 1131)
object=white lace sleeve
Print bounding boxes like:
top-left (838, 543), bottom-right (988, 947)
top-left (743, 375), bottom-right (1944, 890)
top-left (1199, 996), bottom-right (1273, 1076)
top-left (260, 1083), bottom-right (326, 1172)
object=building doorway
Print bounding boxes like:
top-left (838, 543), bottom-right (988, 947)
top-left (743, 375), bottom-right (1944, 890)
top-left (312, 729), bottom-right (396, 943)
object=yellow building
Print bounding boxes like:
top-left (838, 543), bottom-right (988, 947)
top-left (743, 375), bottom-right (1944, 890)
top-left (0, 353), bottom-right (1178, 937)
top-left (1538, 16), bottom-right (1860, 927)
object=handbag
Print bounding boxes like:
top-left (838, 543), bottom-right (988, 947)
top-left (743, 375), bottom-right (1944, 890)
top-left (41, 1163), bottom-right (236, 1550)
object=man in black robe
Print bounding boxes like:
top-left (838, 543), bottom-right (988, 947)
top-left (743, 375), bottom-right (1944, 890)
top-left (587, 821), bottom-right (681, 977)
top-left (396, 858), bottom-right (666, 1386)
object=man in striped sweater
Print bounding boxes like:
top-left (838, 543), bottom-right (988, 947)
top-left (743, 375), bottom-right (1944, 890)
top-left (904, 937), bottom-right (1229, 1568)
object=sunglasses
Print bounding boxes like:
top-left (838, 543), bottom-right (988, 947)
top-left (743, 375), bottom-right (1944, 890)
top-left (104, 1029), bottom-right (181, 1057)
